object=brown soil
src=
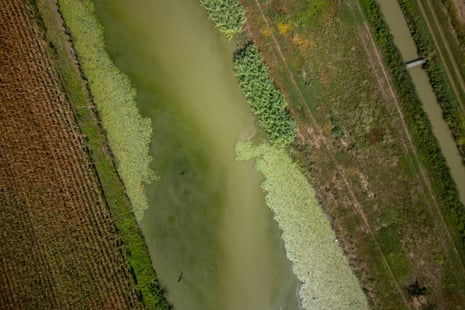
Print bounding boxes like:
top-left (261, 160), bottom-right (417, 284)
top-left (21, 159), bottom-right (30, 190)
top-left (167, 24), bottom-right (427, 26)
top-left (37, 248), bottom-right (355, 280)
top-left (0, 0), bottom-right (142, 308)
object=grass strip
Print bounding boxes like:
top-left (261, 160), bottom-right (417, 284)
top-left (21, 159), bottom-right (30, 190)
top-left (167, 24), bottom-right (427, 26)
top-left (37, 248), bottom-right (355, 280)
top-left (234, 43), bottom-right (296, 146)
top-left (57, 0), bottom-right (154, 223)
top-left (359, 0), bottom-right (465, 249)
top-left (398, 0), bottom-right (465, 162)
top-left (33, 0), bottom-right (170, 308)
top-left (201, 1), bottom-right (367, 307)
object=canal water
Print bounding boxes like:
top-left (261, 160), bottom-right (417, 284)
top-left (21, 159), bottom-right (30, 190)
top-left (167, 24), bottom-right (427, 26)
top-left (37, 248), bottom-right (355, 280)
top-left (93, 0), bottom-right (301, 309)
top-left (378, 0), bottom-right (465, 204)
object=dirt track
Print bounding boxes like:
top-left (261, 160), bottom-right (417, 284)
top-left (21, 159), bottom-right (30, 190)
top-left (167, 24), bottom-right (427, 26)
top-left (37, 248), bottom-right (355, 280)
top-left (0, 0), bottom-right (142, 308)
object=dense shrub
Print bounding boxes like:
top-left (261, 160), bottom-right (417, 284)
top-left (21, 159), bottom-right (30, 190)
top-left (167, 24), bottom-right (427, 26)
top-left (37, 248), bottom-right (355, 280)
top-left (56, 1), bottom-right (170, 308)
top-left (234, 43), bottom-right (296, 146)
top-left (200, 0), bottom-right (295, 146)
top-left (199, 0), bottom-right (245, 39)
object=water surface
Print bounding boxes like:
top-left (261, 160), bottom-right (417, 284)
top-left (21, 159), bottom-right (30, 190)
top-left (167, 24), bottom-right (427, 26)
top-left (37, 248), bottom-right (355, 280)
top-left (93, 0), bottom-right (301, 309)
top-left (378, 0), bottom-right (465, 204)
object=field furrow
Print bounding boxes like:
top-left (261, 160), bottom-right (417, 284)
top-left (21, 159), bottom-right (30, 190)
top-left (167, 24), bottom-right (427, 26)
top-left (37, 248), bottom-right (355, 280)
top-left (0, 0), bottom-right (143, 308)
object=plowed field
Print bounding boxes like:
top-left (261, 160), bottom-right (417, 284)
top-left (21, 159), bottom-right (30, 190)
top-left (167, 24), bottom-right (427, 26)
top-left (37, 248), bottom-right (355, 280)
top-left (0, 0), bottom-right (142, 308)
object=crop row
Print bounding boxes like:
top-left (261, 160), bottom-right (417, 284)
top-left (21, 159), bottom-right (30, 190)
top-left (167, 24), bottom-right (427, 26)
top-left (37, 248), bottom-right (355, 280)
top-left (398, 0), bottom-right (465, 162)
top-left (1, 0), bottom-right (143, 307)
top-left (53, 0), bottom-right (170, 308)
top-left (57, 0), bottom-right (154, 223)
top-left (359, 0), bottom-right (465, 245)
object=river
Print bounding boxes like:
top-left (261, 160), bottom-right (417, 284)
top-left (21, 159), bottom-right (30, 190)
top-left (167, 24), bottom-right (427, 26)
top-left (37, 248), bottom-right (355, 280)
top-left (378, 0), bottom-right (465, 204)
top-left (93, 0), bottom-right (301, 309)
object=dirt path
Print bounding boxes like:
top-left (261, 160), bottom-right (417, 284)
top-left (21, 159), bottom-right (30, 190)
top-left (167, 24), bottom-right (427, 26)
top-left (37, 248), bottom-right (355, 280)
top-left (251, 0), bottom-right (411, 307)
top-left (417, 0), bottom-right (465, 115)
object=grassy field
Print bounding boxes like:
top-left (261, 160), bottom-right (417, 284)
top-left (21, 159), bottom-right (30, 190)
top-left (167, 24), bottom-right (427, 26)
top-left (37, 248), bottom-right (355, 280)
top-left (399, 0), bottom-right (465, 162)
top-left (240, 0), bottom-right (465, 308)
top-left (32, 0), bottom-right (170, 308)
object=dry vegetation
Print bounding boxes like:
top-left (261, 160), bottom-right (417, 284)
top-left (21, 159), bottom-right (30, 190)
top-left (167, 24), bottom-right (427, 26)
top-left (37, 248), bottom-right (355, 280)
top-left (0, 0), bottom-right (143, 308)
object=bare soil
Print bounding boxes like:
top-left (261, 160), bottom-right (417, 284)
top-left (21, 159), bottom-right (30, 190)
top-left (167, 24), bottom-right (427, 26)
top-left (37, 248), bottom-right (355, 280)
top-left (0, 0), bottom-right (142, 308)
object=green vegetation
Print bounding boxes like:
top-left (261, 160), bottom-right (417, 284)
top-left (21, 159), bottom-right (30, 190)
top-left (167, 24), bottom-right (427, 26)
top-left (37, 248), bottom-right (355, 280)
top-left (35, 0), bottom-right (170, 308)
top-left (359, 0), bottom-right (465, 246)
top-left (57, 0), bottom-right (154, 223)
top-left (398, 0), bottom-right (465, 162)
top-left (199, 0), bottom-right (245, 39)
top-left (200, 0), bottom-right (296, 146)
top-left (439, 0), bottom-right (465, 48)
top-left (240, 0), bottom-right (465, 306)
top-left (201, 1), bottom-right (367, 306)
top-left (236, 141), bottom-right (368, 310)
top-left (234, 43), bottom-right (296, 146)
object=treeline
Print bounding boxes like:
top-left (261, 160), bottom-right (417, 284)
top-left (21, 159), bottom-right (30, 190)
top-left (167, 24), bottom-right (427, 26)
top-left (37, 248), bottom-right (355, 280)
top-left (56, 0), bottom-right (170, 308)
top-left (359, 0), bottom-right (465, 244)
top-left (234, 44), bottom-right (296, 146)
top-left (199, 0), bottom-right (245, 39)
top-left (398, 0), bottom-right (465, 163)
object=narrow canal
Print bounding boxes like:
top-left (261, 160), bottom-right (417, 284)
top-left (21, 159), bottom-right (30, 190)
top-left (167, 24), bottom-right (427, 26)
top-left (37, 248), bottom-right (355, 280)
top-left (377, 0), bottom-right (465, 204)
top-left (93, 0), bottom-right (301, 309)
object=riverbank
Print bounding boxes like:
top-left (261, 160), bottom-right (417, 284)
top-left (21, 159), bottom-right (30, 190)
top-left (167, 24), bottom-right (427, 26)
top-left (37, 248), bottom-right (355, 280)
top-left (32, 1), bottom-right (170, 308)
top-left (92, 0), bottom-right (304, 308)
top-left (200, 1), bottom-right (368, 308)
top-left (241, 0), bottom-right (465, 307)
top-left (398, 0), bottom-right (465, 164)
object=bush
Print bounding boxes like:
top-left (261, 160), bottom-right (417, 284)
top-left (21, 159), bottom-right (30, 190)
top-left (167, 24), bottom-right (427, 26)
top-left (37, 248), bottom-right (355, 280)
top-left (57, 0), bottom-right (154, 222)
top-left (199, 0), bottom-right (245, 39)
top-left (234, 43), bottom-right (296, 146)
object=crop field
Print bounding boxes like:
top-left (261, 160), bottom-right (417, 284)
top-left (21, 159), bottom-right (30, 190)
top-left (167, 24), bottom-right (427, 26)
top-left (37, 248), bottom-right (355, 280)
top-left (241, 0), bottom-right (465, 308)
top-left (0, 0), bottom-right (143, 308)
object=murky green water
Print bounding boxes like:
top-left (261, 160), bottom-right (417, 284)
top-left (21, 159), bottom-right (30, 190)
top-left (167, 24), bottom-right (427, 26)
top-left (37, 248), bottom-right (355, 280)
top-left (378, 0), bottom-right (465, 204)
top-left (93, 0), bottom-right (300, 309)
